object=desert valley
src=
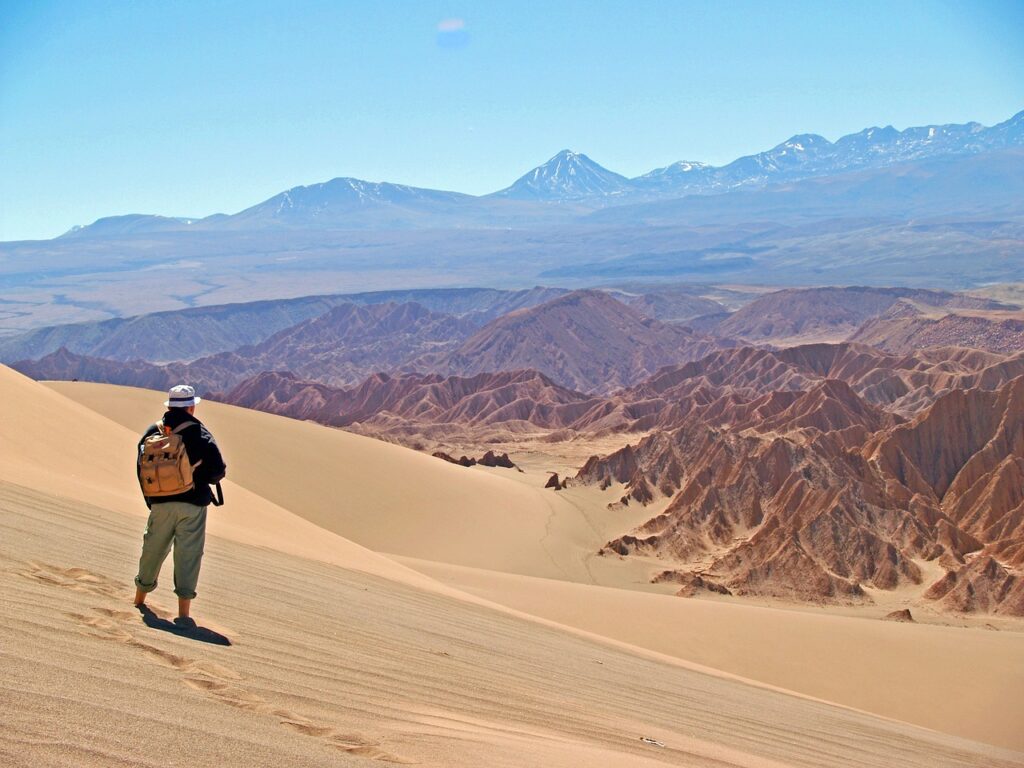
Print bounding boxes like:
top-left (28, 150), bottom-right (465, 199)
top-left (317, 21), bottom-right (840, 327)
top-left (3, 103), bottom-right (1024, 767)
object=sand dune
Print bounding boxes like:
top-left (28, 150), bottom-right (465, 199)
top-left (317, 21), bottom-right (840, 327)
top-left (2, 370), bottom-right (1021, 765)
top-left (45, 379), bottom-right (610, 582)
top-left (0, 366), bottom-right (430, 589)
top-left (48, 378), bottom-right (1024, 749)
top-left (399, 557), bottom-right (1024, 750)
top-left (9, 482), bottom-right (1020, 767)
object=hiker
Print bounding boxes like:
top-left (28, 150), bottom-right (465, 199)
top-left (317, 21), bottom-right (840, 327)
top-left (133, 384), bottom-right (226, 625)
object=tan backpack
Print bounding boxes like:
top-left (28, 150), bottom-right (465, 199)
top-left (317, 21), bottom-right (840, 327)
top-left (138, 420), bottom-right (201, 497)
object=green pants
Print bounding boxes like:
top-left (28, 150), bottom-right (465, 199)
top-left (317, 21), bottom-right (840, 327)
top-left (135, 502), bottom-right (207, 600)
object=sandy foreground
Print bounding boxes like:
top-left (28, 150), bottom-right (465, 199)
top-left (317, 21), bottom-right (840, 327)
top-left (0, 371), bottom-right (1020, 766)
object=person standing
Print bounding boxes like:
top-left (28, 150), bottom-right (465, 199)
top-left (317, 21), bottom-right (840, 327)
top-left (133, 384), bottom-right (226, 625)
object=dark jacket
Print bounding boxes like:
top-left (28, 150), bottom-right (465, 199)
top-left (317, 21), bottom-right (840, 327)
top-left (138, 408), bottom-right (227, 508)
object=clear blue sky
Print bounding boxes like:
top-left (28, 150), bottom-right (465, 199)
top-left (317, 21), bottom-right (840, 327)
top-left (2, 0), bottom-right (1022, 241)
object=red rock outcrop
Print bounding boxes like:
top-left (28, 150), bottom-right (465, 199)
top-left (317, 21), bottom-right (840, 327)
top-left (582, 375), bottom-right (1024, 614)
top-left (545, 473), bottom-right (565, 490)
top-left (882, 609), bottom-right (915, 622)
top-left (924, 556), bottom-right (1024, 615)
top-left (651, 570), bottom-right (733, 597)
top-left (433, 450), bottom-right (518, 470)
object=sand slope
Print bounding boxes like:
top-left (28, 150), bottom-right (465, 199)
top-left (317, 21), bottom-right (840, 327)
top-left (0, 366), bottom-right (434, 589)
top-left (401, 558), bottom-right (1024, 750)
top-left (0, 371), bottom-right (1018, 764)
top-left (4, 482), bottom-right (1022, 768)
top-left (47, 378), bottom-right (1024, 751)
top-left (44, 380), bottom-right (606, 581)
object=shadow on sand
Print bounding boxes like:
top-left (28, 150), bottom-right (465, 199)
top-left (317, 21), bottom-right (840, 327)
top-left (137, 605), bottom-right (231, 646)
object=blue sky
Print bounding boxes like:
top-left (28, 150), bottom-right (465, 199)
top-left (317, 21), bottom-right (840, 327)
top-left (2, 0), bottom-right (1022, 241)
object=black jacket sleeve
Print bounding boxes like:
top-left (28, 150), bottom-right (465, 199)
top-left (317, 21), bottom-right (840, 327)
top-left (189, 424), bottom-right (227, 486)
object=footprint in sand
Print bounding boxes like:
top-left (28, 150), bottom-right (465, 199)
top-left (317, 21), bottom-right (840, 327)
top-left (20, 562), bottom-right (127, 600)
top-left (281, 721), bottom-right (335, 738)
top-left (31, 561), bottom-right (414, 763)
top-left (183, 676), bottom-right (269, 712)
top-left (93, 607), bottom-right (140, 622)
top-left (131, 639), bottom-right (197, 671)
top-left (182, 678), bottom-right (414, 762)
top-left (327, 735), bottom-right (417, 764)
top-left (66, 612), bottom-right (134, 642)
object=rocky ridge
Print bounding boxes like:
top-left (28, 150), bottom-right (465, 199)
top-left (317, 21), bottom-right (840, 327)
top-left (434, 290), bottom-right (727, 394)
top-left (709, 287), bottom-right (1010, 345)
top-left (849, 303), bottom-right (1024, 355)
top-left (581, 375), bottom-right (1024, 615)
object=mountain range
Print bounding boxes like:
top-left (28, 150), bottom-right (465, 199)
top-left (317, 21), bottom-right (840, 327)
top-left (55, 110), bottom-right (1024, 236)
top-left (3, 110), bottom-right (1022, 334)
top-left (10, 282), bottom-right (1024, 615)
top-left (10, 285), bottom-right (1021, 398)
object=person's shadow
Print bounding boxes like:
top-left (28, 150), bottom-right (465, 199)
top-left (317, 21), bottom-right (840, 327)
top-left (137, 605), bottom-right (231, 646)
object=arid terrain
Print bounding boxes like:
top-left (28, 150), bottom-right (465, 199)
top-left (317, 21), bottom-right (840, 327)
top-left (10, 284), bottom-right (1024, 619)
top-left (5, 21), bottom-right (1023, 766)
top-left (2, 365), bottom-right (1023, 768)
top-left (4, 279), bottom-right (1024, 766)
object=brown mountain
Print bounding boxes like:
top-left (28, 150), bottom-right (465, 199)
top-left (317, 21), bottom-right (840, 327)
top-left (560, 342), bottom-right (1024, 436)
top-left (433, 290), bottom-right (726, 394)
top-left (581, 375), bottom-right (1024, 615)
top-left (14, 302), bottom-right (480, 393)
top-left (0, 286), bottom-right (570, 364)
top-left (608, 288), bottom-right (728, 323)
top-left (221, 368), bottom-right (603, 433)
top-left (196, 301), bottom-right (478, 389)
top-left (206, 340), bottom-right (1024, 448)
top-left (867, 379), bottom-right (1024, 569)
top-left (11, 347), bottom-right (178, 390)
top-left (849, 303), bottom-right (1024, 355)
top-left (614, 342), bottom-right (1024, 420)
top-left (710, 286), bottom-right (1009, 345)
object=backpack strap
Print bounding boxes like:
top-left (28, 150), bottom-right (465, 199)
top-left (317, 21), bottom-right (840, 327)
top-left (169, 420), bottom-right (203, 470)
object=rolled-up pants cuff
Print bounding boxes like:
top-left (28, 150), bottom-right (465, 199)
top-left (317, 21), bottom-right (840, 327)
top-left (134, 576), bottom-right (157, 593)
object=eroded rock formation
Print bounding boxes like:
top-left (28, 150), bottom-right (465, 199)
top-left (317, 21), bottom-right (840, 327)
top-left (582, 376), bottom-right (1024, 614)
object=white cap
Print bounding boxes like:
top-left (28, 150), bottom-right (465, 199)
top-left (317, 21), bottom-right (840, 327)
top-left (165, 384), bottom-right (202, 408)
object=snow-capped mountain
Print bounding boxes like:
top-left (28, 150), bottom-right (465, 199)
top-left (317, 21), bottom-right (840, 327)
top-left (60, 214), bottom-right (203, 239)
top-left (715, 133), bottom-right (835, 184)
top-left (490, 110), bottom-right (1023, 203)
top-left (640, 110), bottom-right (1024, 197)
top-left (231, 177), bottom-right (475, 226)
top-left (488, 150), bottom-right (634, 201)
top-left (53, 108), bottom-right (1024, 236)
top-left (632, 161), bottom-right (716, 194)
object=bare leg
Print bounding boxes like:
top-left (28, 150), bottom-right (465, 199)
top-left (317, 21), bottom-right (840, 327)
top-left (134, 587), bottom-right (147, 607)
top-left (177, 597), bottom-right (191, 619)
